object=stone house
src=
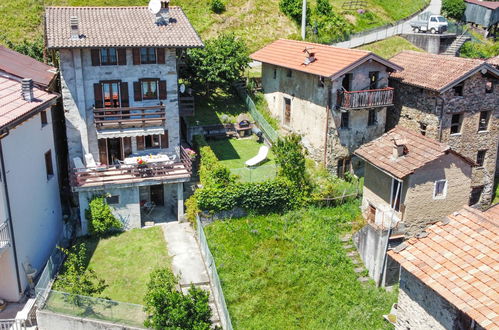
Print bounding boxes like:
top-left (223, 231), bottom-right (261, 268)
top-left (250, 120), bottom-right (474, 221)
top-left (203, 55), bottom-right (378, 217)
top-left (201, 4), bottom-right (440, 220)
top-left (45, 4), bottom-right (203, 233)
top-left (0, 47), bottom-right (63, 301)
top-left (353, 126), bottom-right (475, 286)
top-left (388, 204), bottom-right (499, 330)
top-left (388, 51), bottom-right (499, 206)
top-left (250, 39), bottom-right (402, 176)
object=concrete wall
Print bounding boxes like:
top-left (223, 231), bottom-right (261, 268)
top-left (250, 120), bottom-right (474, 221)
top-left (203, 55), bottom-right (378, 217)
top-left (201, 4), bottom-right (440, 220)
top-left (37, 309), bottom-right (144, 330)
top-left (401, 34), bottom-right (456, 54)
top-left (0, 109), bottom-right (63, 301)
top-left (353, 224), bottom-right (389, 285)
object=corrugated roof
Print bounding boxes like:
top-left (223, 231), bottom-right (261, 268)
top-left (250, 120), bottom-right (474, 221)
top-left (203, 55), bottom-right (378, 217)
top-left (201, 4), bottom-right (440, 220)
top-left (354, 126), bottom-right (473, 179)
top-left (389, 51), bottom-right (499, 92)
top-left (465, 0), bottom-right (499, 10)
top-left (0, 46), bottom-right (57, 89)
top-left (45, 6), bottom-right (203, 49)
top-left (389, 205), bottom-right (499, 329)
top-left (250, 39), bottom-right (402, 79)
top-left (0, 76), bottom-right (58, 130)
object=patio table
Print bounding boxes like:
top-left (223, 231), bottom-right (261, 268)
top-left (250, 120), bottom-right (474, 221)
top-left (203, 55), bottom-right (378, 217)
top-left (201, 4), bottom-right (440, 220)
top-left (123, 154), bottom-right (172, 165)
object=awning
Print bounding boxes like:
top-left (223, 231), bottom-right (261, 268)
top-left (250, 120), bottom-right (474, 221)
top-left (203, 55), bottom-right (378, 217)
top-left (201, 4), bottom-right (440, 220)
top-left (96, 127), bottom-right (166, 139)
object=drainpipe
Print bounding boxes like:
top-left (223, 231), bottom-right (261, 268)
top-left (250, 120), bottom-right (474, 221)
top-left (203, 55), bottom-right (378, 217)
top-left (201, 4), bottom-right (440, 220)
top-left (436, 96), bottom-right (445, 142)
top-left (0, 137), bottom-right (23, 295)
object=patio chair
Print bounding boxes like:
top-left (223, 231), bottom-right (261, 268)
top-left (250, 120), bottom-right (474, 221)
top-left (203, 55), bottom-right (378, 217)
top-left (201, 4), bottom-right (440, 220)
top-left (245, 145), bottom-right (269, 167)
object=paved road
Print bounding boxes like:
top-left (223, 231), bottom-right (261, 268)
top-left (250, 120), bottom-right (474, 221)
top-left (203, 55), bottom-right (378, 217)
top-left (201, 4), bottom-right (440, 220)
top-left (333, 0), bottom-right (442, 48)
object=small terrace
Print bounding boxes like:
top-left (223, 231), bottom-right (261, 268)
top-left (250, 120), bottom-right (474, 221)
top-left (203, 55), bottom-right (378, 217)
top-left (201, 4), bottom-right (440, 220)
top-left (337, 87), bottom-right (394, 110)
top-left (93, 105), bottom-right (165, 131)
top-left (72, 147), bottom-right (192, 190)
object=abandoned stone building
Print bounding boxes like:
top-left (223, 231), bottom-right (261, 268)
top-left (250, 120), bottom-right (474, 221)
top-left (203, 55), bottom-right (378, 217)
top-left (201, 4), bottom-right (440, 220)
top-left (45, 4), bottom-right (203, 232)
top-left (250, 39), bottom-right (402, 176)
top-left (353, 126), bottom-right (474, 286)
top-left (389, 204), bottom-right (499, 330)
top-left (388, 51), bottom-right (499, 206)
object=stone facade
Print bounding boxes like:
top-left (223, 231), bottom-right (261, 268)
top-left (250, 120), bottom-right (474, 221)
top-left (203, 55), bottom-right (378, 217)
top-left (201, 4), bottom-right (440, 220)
top-left (261, 61), bottom-right (390, 176)
top-left (389, 72), bottom-right (499, 205)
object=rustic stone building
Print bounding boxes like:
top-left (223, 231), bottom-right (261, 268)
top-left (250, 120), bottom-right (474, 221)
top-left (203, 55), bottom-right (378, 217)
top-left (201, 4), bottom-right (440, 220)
top-left (250, 39), bottom-right (402, 176)
top-left (389, 204), bottom-right (499, 330)
top-left (353, 126), bottom-right (474, 286)
top-left (45, 4), bottom-right (203, 232)
top-left (388, 51), bottom-right (499, 206)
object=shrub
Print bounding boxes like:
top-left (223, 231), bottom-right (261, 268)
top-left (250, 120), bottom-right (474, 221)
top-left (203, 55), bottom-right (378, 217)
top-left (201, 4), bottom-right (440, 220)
top-left (273, 133), bottom-right (309, 190)
top-left (85, 196), bottom-right (123, 237)
top-left (310, 11), bottom-right (352, 44)
top-left (210, 0), bottom-right (226, 13)
top-left (279, 0), bottom-right (306, 24)
top-left (144, 268), bottom-right (213, 330)
top-left (315, 0), bottom-right (332, 16)
top-left (2, 37), bottom-right (45, 62)
top-left (442, 0), bottom-right (466, 20)
top-left (460, 41), bottom-right (499, 59)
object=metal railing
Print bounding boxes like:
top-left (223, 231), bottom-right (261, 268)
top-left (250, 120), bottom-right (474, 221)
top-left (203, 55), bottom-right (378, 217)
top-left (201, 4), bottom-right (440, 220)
top-left (0, 319), bottom-right (25, 330)
top-left (338, 87), bottom-right (394, 109)
top-left (230, 164), bottom-right (278, 182)
top-left (196, 216), bottom-right (233, 330)
top-left (0, 221), bottom-right (11, 251)
top-left (93, 105), bottom-right (165, 130)
top-left (34, 246), bottom-right (65, 307)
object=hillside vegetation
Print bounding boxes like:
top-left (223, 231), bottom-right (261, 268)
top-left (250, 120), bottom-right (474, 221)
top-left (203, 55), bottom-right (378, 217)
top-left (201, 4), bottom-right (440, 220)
top-left (1, 0), bottom-right (428, 52)
top-left (358, 36), bottom-right (425, 58)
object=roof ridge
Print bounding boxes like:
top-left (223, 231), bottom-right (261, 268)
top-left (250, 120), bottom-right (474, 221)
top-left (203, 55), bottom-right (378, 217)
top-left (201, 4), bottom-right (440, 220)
top-left (276, 38), bottom-right (372, 53)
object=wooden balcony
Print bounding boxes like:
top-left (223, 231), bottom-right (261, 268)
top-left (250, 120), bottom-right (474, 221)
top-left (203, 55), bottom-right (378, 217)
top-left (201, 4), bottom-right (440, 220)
top-left (179, 96), bottom-right (195, 117)
top-left (338, 87), bottom-right (394, 110)
top-left (94, 106), bottom-right (165, 130)
top-left (72, 147), bottom-right (192, 189)
top-left (0, 222), bottom-right (11, 255)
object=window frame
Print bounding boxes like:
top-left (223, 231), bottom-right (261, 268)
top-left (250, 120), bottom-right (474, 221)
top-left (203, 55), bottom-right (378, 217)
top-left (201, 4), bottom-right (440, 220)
top-left (44, 150), bottom-right (54, 180)
top-left (106, 195), bottom-right (120, 204)
top-left (340, 111), bottom-right (349, 129)
top-left (367, 109), bottom-right (376, 126)
top-left (41, 110), bottom-right (48, 127)
top-left (433, 179), bottom-right (447, 199)
top-left (286, 69), bottom-right (292, 78)
top-left (453, 82), bottom-right (464, 96)
top-left (273, 68), bottom-right (277, 79)
top-left (450, 113), bottom-right (462, 135)
top-left (100, 48), bottom-right (118, 66)
top-left (140, 48), bottom-right (157, 64)
top-left (419, 122), bottom-right (427, 136)
top-left (478, 111), bottom-right (490, 132)
top-left (144, 135), bottom-right (161, 149)
top-left (141, 79), bottom-right (159, 100)
top-left (485, 80), bottom-right (493, 94)
top-left (318, 76), bottom-right (325, 88)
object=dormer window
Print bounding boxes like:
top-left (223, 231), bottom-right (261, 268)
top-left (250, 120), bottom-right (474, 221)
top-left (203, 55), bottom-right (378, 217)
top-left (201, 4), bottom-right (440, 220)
top-left (140, 48), bottom-right (157, 64)
top-left (100, 48), bottom-right (117, 65)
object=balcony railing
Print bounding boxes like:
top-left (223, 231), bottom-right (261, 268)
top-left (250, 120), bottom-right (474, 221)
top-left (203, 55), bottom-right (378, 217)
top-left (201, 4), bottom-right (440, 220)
top-left (179, 96), bottom-right (195, 117)
top-left (72, 147), bottom-right (192, 188)
top-left (0, 221), bottom-right (11, 254)
top-left (94, 106), bottom-right (165, 130)
top-left (338, 87), bottom-right (394, 110)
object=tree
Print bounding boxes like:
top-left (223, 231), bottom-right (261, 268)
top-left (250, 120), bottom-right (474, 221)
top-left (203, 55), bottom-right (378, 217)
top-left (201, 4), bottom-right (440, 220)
top-left (186, 34), bottom-right (250, 92)
top-left (2, 37), bottom-right (45, 62)
top-left (144, 268), bottom-right (214, 330)
top-left (85, 196), bottom-right (123, 237)
top-left (442, 0), bottom-right (466, 20)
top-left (273, 133), bottom-right (309, 189)
top-left (315, 0), bottom-right (332, 16)
top-left (279, 0), bottom-right (306, 24)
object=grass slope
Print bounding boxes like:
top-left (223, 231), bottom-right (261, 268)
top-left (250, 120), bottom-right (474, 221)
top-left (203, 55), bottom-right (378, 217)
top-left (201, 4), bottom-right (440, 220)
top-left (205, 204), bottom-right (397, 329)
top-left (2, 0), bottom-right (428, 52)
top-left (207, 136), bottom-right (275, 169)
top-left (358, 36), bottom-right (425, 58)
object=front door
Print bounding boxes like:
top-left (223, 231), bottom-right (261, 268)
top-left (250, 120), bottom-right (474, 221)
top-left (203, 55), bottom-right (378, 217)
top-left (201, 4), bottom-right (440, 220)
top-left (150, 185), bottom-right (164, 206)
top-left (107, 138), bottom-right (122, 165)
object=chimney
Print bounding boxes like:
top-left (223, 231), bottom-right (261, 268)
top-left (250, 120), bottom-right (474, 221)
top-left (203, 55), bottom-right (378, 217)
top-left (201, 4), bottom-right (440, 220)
top-left (159, 0), bottom-right (170, 24)
top-left (21, 79), bottom-right (34, 102)
top-left (392, 138), bottom-right (407, 159)
top-left (303, 47), bottom-right (316, 65)
top-left (70, 16), bottom-right (79, 40)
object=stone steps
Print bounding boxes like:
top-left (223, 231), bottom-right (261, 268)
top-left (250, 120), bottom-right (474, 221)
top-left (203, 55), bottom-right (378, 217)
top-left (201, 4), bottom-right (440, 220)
top-left (442, 35), bottom-right (471, 56)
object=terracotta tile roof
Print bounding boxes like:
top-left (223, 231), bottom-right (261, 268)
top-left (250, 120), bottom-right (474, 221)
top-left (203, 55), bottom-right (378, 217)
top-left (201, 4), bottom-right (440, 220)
top-left (0, 76), bottom-right (58, 130)
top-left (487, 55), bottom-right (499, 67)
top-left (45, 6), bottom-right (203, 49)
top-left (0, 46), bottom-right (57, 89)
top-left (465, 0), bottom-right (499, 10)
top-left (389, 205), bottom-right (499, 329)
top-left (354, 126), bottom-right (474, 179)
top-left (389, 51), bottom-right (499, 92)
top-left (250, 39), bottom-right (402, 79)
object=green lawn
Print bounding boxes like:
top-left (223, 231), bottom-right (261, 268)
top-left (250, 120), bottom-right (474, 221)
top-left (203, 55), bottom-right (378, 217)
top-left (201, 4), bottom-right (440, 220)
top-left (204, 203), bottom-right (397, 329)
top-left (357, 36), bottom-right (425, 59)
top-left (188, 89), bottom-right (248, 126)
top-left (54, 226), bottom-right (170, 305)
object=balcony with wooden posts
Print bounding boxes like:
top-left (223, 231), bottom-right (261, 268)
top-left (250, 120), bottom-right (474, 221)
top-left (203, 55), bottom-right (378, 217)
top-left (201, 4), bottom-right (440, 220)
top-left (72, 147), bottom-right (192, 190)
top-left (93, 105), bottom-right (166, 131)
top-left (337, 87), bottom-right (394, 110)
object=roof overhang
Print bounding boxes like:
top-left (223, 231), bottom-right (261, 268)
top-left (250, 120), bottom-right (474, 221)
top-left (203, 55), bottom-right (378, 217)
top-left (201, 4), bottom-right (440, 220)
top-left (439, 63), bottom-right (499, 93)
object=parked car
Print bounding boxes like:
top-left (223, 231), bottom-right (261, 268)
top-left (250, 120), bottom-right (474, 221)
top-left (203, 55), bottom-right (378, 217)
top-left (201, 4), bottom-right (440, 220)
top-left (411, 14), bottom-right (448, 34)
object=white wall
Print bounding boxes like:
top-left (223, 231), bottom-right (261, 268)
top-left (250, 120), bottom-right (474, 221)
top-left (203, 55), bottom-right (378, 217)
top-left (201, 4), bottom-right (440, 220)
top-left (0, 109), bottom-right (63, 301)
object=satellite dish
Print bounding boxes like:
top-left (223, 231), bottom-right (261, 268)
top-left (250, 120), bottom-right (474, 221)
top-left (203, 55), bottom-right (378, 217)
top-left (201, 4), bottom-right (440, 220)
top-left (179, 84), bottom-right (186, 94)
top-left (148, 0), bottom-right (161, 15)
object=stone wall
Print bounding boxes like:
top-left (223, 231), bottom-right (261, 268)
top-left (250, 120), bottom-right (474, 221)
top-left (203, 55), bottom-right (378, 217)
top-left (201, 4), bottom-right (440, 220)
top-left (389, 72), bottom-right (499, 205)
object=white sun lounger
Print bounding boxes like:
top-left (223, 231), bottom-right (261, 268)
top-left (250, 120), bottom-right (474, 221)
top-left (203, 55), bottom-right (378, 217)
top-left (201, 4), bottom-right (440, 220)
top-left (245, 145), bottom-right (269, 167)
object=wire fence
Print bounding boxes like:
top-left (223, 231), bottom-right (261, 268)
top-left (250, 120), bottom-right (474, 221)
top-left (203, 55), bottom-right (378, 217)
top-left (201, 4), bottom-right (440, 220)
top-left (34, 246), bottom-right (65, 307)
top-left (230, 164), bottom-right (278, 182)
top-left (196, 215), bottom-right (233, 330)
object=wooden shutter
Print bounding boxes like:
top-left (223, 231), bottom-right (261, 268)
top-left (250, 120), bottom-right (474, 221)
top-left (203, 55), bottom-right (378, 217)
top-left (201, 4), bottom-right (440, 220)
top-left (159, 80), bottom-right (167, 100)
top-left (120, 82), bottom-right (129, 107)
top-left (136, 136), bottom-right (145, 150)
top-left (123, 137), bottom-right (132, 157)
top-left (117, 48), bottom-right (127, 65)
top-left (98, 139), bottom-right (108, 165)
top-left (91, 49), bottom-right (101, 66)
top-left (132, 48), bottom-right (140, 65)
top-left (157, 48), bottom-right (165, 64)
top-left (94, 83), bottom-right (103, 108)
top-left (160, 131), bottom-right (169, 149)
top-left (133, 81), bottom-right (142, 101)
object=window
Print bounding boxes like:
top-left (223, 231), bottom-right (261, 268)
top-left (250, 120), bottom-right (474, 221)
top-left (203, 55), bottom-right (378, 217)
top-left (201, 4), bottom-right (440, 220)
top-left (369, 71), bottom-right (379, 89)
top-left (41, 110), bottom-right (48, 126)
top-left (390, 179), bottom-right (402, 211)
top-left (106, 195), bottom-right (120, 204)
top-left (485, 80), bottom-right (493, 93)
top-left (453, 82), bottom-right (464, 96)
top-left (145, 135), bottom-right (161, 149)
top-left (367, 109), bottom-right (376, 126)
top-left (433, 180), bottom-right (447, 199)
top-left (469, 186), bottom-right (483, 205)
top-left (102, 82), bottom-right (121, 107)
top-left (478, 111), bottom-right (490, 132)
top-left (140, 48), bottom-right (157, 64)
top-left (340, 111), bottom-right (349, 129)
top-left (342, 73), bottom-right (352, 91)
top-left (273, 68), bottom-right (277, 79)
top-left (318, 76), bottom-right (325, 88)
top-left (419, 122), bottom-right (427, 136)
top-left (286, 69), bottom-right (292, 78)
top-left (450, 114), bottom-right (462, 134)
top-left (141, 79), bottom-right (158, 99)
top-left (100, 48), bottom-right (117, 65)
top-left (367, 204), bottom-right (376, 222)
top-left (476, 150), bottom-right (486, 167)
top-left (430, 17), bottom-right (437, 22)
top-left (284, 97), bottom-right (291, 126)
top-left (44, 150), bottom-right (54, 180)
